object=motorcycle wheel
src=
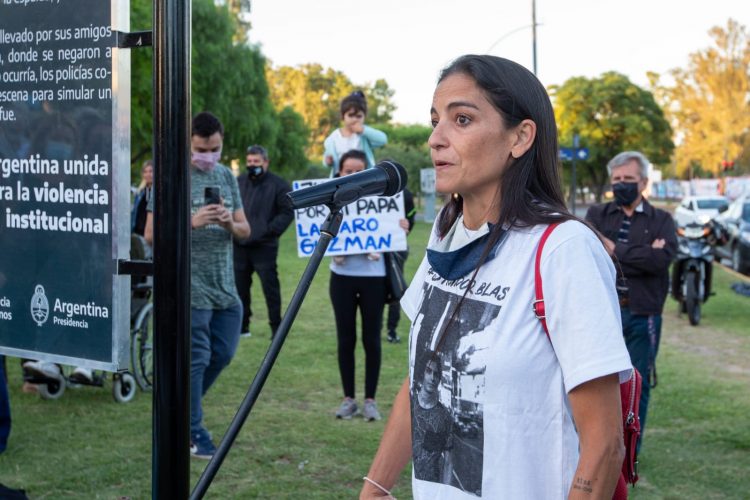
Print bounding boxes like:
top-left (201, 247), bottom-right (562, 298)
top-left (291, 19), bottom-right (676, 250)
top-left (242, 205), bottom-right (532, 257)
top-left (685, 270), bottom-right (701, 326)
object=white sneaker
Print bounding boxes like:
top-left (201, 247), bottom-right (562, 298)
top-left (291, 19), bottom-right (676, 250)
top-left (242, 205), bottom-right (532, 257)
top-left (69, 366), bottom-right (94, 384)
top-left (240, 331), bottom-right (252, 339)
top-left (23, 360), bottom-right (61, 379)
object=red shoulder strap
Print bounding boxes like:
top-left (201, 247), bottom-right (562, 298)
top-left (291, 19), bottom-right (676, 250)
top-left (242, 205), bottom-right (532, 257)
top-left (533, 223), bottom-right (561, 340)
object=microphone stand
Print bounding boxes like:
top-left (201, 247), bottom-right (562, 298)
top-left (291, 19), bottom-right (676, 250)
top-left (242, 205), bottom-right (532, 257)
top-left (191, 199), bottom-right (347, 500)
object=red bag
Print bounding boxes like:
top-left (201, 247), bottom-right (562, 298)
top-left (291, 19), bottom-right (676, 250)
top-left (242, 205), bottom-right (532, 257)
top-left (533, 223), bottom-right (641, 499)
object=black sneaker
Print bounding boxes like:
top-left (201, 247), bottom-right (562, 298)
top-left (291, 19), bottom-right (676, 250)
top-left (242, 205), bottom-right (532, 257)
top-left (387, 330), bottom-right (401, 343)
top-left (190, 429), bottom-right (217, 459)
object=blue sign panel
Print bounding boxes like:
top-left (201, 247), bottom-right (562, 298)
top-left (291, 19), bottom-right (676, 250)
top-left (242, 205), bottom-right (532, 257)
top-left (559, 148), bottom-right (573, 161)
top-left (559, 147), bottom-right (589, 161)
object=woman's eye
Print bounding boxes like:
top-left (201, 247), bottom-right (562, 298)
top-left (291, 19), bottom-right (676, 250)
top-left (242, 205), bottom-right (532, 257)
top-left (456, 114), bottom-right (471, 126)
top-left (430, 118), bottom-right (438, 128)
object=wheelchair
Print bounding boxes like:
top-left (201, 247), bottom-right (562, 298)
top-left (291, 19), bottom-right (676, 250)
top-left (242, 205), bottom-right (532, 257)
top-left (25, 234), bottom-right (153, 403)
top-left (129, 233), bottom-right (154, 393)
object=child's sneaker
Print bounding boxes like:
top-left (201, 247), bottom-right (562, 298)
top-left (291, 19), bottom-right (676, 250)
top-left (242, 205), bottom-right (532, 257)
top-left (190, 429), bottom-right (217, 459)
top-left (335, 398), bottom-right (359, 419)
top-left (362, 399), bottom-right (382, 421)
top-left (387, 330), bottom-right (401, 343)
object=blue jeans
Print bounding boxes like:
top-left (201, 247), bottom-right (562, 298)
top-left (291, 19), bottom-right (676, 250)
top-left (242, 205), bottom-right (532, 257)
top-left (620, 308), bottom-right (662, 451)
top-left (190, 303), bottom-right (242, 434)
top-left (0, 356), bottom-right (10, 453)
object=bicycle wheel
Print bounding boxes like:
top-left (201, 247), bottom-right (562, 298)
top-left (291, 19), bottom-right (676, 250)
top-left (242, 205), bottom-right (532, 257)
top-left (131, 304), bottom-right (154, 391)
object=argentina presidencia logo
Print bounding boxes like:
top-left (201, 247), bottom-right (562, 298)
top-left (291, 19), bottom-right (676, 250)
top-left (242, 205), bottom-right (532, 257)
top-left (31, 285), bottom-right (50, 326)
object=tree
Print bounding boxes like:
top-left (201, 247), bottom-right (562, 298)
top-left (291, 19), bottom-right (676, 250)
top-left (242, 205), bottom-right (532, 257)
top-left (265, 63), bottom-right (397, 158)
top-left (129, 0), bottom-right (308, 181)
top-left (129, 0), bottom-right (153, 168)
top-left (265, 63), bottom-right (352, 159)
top-left (550, 73), bottom-right (674, 201)
top-left (223, 0), bottom-right (252, 43)
top-left (377, 124), bottom-right (432, 195)
top-left (651, 19), bottom-right (750, 178)
top-left (367, 79), bottom-right (396, 125)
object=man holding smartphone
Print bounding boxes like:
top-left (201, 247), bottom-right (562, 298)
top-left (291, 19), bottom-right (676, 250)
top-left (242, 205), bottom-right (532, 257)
top-left (233, 145), bottom-right (293, 339)
top-left (145, 111), bottom-right (250, 459)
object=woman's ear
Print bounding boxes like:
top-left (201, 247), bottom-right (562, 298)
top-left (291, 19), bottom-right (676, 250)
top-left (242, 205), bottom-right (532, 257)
top-left (510, 119), bottom-right (536, 159)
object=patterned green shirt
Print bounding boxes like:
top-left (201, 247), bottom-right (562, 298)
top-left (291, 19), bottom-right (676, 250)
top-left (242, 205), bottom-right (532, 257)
top-left (148, 164), bottom-right (243, 309)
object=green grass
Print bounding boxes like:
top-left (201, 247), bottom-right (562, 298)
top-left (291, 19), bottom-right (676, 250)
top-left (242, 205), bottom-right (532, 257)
top-left (630, 264), bottom-right (750, 500)
top-left (1, 221), bottom-right (748, 499)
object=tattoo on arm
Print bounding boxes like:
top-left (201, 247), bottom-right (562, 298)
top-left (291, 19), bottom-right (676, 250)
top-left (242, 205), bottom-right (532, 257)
top-left (573, 477), bottom-right (593, 493)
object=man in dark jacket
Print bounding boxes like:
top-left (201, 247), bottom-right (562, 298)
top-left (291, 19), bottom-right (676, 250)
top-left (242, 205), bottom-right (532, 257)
top-left (234, 145), bottom-right (294, 338)
top-left (586, 151), bottom-right (677, 450)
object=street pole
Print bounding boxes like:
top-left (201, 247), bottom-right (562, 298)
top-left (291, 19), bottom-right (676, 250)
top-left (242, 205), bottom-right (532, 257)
top-left (570, 134), bottom-right (579, 214)
top-left (153, 0), bottom-right (191, 497)
top-left (532, 0), bottom-right (537, 75)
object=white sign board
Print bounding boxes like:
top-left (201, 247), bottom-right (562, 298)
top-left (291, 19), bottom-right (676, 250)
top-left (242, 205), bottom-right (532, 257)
top-left (420, 168), bottom-right (436, 194)
top-left (292, 178), bottom-right (407, 257)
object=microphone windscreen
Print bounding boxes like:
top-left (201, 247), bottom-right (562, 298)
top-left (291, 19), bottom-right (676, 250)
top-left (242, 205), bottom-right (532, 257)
top-left (377, 160), bottom-right (408, 196)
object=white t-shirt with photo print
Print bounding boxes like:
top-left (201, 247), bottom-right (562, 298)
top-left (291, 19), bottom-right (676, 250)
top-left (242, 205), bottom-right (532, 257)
top-left (401, 218), bottom-right (632, 499)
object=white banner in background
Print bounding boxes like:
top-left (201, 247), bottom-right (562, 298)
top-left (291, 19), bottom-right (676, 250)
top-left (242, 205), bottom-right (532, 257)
top-left (292, 178), bottom-right (407, 257)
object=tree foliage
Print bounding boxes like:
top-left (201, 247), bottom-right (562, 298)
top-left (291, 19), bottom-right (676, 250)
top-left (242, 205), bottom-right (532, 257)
top-left (265, 63), bottom-right (396, 158)
top-left (223, 0), bottom-right (252, 43)
top-left (129, 0), bottom-right (153, 168)
top-left (129, 0), bottom-right (308, 181)
top-left (651, 19), bottom-right (750, 178)
top-left (377, 124), bottom-right (433, 195)
top-left (550, 72), bottom-right (674, 200)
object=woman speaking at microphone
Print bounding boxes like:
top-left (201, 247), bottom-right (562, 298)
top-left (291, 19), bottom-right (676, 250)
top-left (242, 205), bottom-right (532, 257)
top-left (359, 55), bottom-right (632, 499)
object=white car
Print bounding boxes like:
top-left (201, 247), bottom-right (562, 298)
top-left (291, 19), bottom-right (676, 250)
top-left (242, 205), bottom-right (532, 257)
top-left (674, 195), bottom-right (729, 227)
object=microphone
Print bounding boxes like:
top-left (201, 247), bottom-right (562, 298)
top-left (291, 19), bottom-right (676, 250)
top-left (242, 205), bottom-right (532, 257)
top-left (288, 160), bottom-right (407, 209)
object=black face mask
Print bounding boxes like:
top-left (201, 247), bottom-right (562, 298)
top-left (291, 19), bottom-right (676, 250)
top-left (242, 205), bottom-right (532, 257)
top-left (247, 165), bottom-right (264, 179)
top-left (612, 182), bottom-right (640, 207)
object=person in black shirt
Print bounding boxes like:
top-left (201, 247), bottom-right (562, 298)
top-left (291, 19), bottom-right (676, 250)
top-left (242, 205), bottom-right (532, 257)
top-left (233, 145), bottom-right (294, 339)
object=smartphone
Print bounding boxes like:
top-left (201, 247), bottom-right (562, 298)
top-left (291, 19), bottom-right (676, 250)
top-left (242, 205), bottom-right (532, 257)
top-left (204, 186), bottom-right (221, 205)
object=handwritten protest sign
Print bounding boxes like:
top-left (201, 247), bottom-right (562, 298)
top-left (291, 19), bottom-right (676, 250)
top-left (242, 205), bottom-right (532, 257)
top-left (292, 178), bottom-right (407, 257)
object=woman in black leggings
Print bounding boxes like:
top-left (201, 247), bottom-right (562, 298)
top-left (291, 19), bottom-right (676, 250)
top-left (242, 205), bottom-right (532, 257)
top-left (330, 150), bottom-right (387, 421)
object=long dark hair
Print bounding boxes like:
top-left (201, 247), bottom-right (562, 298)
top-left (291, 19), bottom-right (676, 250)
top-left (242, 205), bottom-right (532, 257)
top-left (436, 55), bottom-right (575, 240)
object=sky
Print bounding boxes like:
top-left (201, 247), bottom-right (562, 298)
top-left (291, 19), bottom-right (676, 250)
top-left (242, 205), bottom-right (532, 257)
top-left (248, 0), bottom-right (748, 125)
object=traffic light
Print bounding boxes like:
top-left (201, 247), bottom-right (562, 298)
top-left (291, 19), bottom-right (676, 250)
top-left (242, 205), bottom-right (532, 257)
top-left (721, 160), bottom-right (735, 171)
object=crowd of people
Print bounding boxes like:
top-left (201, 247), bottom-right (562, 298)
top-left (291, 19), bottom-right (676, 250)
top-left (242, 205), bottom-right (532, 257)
top-left (1, 55), bottom-right (682, 499)
top-left (130, 91), bottom-right (400, 457)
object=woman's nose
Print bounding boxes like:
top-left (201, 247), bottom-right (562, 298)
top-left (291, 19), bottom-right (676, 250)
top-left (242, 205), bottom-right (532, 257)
top-left (428, 122), bottom-right (446, 150)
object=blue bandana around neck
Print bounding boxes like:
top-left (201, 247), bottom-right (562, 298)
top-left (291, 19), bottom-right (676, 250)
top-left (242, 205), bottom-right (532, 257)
top-left (426, 219), bottom-right (507, 280)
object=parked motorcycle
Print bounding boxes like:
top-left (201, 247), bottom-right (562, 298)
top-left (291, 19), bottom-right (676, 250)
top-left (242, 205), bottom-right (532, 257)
top-left (671, 220), bottom-right (725, 326)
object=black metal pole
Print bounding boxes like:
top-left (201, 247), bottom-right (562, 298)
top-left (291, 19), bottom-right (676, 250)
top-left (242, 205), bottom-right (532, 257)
top-left (531, 0), bottom-right (538, 75)
top-left (152, 0), bottom-right (191, 497)
top-left (190, 208), bottom-right (345, 500)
